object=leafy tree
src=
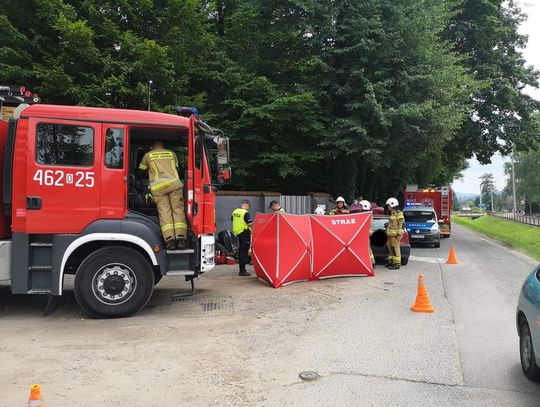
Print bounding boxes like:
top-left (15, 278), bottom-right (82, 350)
top-left (445, 0), bottom-right (540, 162)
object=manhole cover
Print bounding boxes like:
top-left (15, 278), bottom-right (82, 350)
top-left (170, 296), bottom-right (234, 317)
top-left (299, 371), bottom-right (319, 381)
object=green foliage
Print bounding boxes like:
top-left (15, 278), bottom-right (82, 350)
top-left (0, 0), bottom-right (538, 201)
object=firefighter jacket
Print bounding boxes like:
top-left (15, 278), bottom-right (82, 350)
top-left (232, 208), bottom-right (251, 236)
top-left (138, 147), bottom-right (182, 194)
top-left (386, 210), bottom-right (405, 237)
top-left (329, 208), bottom-right (349, 215)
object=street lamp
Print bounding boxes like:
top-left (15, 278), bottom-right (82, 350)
top-left (511, 152), bottom-right (517, 215)
top-left (147, 80), bottom-right (153, 111)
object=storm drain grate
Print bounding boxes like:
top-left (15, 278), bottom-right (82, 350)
top-left (171, 296), bottom-right (234, 317)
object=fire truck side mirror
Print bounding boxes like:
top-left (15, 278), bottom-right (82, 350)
top-left (219, 167), bottom-right (232, 181)
top-left (215, 136), bottom-right (229, 166)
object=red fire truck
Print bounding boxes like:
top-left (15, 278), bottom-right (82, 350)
top-left (0, 103), bottom-right (230, 318)
top-left (403, 185), bottom-right (452, 237)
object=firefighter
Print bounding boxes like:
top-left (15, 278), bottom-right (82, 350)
top-left (385, 197), bottom-right (404, 269)
top-left (231, 199), bottom-right (254, 276)
top-left (359, 200), bottom-right (376, 267)
top-left (329, 196), bottom-right (349, 215)
top-left (138, 141), bottom-right (187, 250)
top-left (268, 200), bottom-right (285, 213)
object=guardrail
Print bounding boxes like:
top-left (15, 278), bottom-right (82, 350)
top-left (491, 212), bottom-right (540, 227)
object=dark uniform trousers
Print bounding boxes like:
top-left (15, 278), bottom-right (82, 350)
top-left (236, 230), bottom-right (252, 273)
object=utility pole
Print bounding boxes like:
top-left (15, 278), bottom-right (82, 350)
top-left (479, 188), bottom-right (482, 212)
top-left (511, 153), bottom-right (517, 214)
top-left (147, 80), bottom-right (153, 112)
top-left (490, 190), bottom-right (494, 212)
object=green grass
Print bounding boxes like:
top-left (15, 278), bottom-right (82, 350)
top-left (453, 215), bottom-right (540, 261)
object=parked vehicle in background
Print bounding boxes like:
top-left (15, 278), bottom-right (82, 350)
top-left (404, 185), bottom-right (452, 237)
top-left (403, 204), bottom-right (441, 248)
top-left (516, 264), bottom-right (540, 381)
top-left (370, 215), bottom-right (410, 266)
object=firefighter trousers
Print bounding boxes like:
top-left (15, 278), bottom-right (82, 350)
top-left (152, 186), bottom-right (187, 244)
top-left (387, 236), bottom-right (401, 265)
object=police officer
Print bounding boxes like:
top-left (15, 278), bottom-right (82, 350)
top-left (138, 141), bottom-right (187, 250)
top-left (329, 196), bottom-right (349, 215)
top-left (268, 200), bottom-right (285, 213)
top-left (359, 200), bottom-right (376, 267)
top-left (232, 199), bottom-right (254, 276)
top-left (385, 197), bottom-right (404, 269)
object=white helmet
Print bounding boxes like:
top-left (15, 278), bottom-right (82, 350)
top-left (314, 206), bottom-right (325, 215)
top-left (386, 197), bottom-right (399, 208)
top-left (359, 200), bottom-right (371, 211)
top-left (336, 196), bottom-right (346, 203)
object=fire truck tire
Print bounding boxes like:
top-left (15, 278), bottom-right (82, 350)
top-left (74, 246), bottom-right (154, 318)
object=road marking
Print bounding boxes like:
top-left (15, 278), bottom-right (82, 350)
top-left (409, 255), bottom-right (447, 264)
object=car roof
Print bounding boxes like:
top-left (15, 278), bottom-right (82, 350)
top-left (19, 104), bottom-right (190, 128)
top-left (404, 206), bottom-right (435, 211)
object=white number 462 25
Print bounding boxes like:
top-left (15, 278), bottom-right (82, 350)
top-left (33, 169), bottom-right (94, 188)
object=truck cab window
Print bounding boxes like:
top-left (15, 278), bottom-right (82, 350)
top-left (36, 123), bottom-right (94, 166)
top-left (105, 128), bottom-right (124, 169)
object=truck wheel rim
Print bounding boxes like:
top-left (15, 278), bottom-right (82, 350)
top-left (522, 328), bottom-right (532, 370)
top-left (92, 263), bottom-right (137, 305)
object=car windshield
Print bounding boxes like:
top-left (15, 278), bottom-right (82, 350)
top-left (371, 219), bottom-right (388, 230)
top-left (404, 210), bottom-right (436, 223)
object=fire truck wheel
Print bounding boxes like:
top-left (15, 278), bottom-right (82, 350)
top-left (74, 246), bottom-right (154, 318)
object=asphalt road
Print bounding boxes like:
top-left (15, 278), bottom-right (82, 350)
top-left (0, 223), bottom-right (539, 406)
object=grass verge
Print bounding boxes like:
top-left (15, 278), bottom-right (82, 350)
top-left (453, 215), bottom-right (540, 261)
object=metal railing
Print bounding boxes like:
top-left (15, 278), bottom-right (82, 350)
top-left (491, 212), bottom-right (540, 227)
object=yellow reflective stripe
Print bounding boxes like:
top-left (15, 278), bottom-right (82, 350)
top-left (138, 164), bottom-right (148, 170)
top-left (174, 222), bottom-right (187, 229)
top-left (150, 179), bottom-right (176, 191)
top-left (161, 224), bottom-right (174, 232)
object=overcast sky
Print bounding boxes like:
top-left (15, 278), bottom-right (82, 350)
top-left (451, 0), bottom-right (539, 194)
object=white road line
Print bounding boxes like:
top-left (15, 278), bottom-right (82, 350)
top-left (409, 255), bottom-right (447, 264)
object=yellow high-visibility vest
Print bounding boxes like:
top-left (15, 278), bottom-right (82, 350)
top-left (232, 208), bottom-right (249, 236)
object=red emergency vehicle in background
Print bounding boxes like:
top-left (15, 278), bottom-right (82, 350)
top-left (0, 100), bottom-right (230, 318)
top-left (403, 185), bottom-right (452, 237)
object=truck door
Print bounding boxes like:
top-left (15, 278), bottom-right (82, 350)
top-left (23, 118), bottom-right (101, 234)
top-left (187, 116), bottom-right (205, 236)
top-left (101, 125), bottom-right (127, 218)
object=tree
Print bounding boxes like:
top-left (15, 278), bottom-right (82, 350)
top-left (479, 172), bottom-right (496, 211)
top-left (445, 0), bottom-right (540, 162)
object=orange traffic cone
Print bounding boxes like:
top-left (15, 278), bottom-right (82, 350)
top-left (28, 384), bottom-right (45, 407)
top-left (411, 274), bottom-right (435, 313)
top-left (446, 245), bottom-right (458, 264)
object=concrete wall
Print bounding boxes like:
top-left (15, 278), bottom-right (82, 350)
top-left (215, 191), bottom-right (332, 232)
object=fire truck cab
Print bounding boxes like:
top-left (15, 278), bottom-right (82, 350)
top-left (0, 103), bottom-right (230, 318)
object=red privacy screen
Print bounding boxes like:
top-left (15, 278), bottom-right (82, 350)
top-left (252, 212), bottom-right (373, 288)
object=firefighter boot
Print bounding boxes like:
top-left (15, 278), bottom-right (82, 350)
top-left (166, 239), bottom-right (175, 250)
top-left (176, 238), bottom-right (187, 250)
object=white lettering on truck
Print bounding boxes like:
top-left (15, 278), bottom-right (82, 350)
top-left (33, 169), bottom-right (95, 188)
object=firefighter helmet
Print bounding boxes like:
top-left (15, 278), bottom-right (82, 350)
top-left (314, 206), bottom-right (325, 215)
top-left (336, 196), bottom-right (346, 203)
top-left (359, 200), bottom-right (371, 211)
top-left (386, 197), bottom-right (399, 208)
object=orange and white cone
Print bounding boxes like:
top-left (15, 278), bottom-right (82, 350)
top-left (446, 245), bottom-right (458, 264)
top-left (28, 384), bottom-right (45, 407)
top-left (411, 274), bottom-right (435, 313)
